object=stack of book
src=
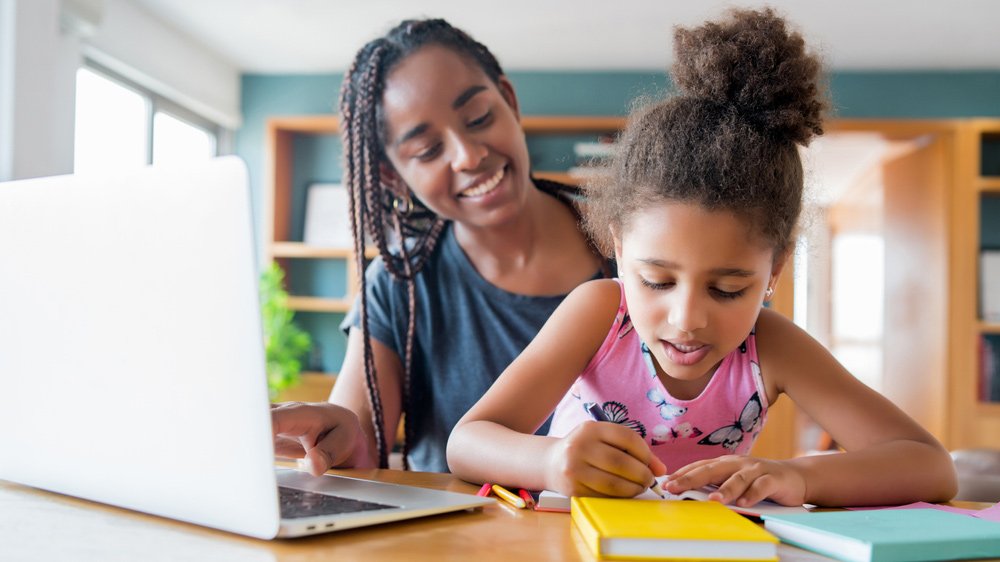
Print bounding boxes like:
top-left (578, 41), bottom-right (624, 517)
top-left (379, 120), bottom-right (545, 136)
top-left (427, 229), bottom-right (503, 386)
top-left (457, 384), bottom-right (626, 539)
top-left (762, 508), bottom-right (1000, 562)
top-left (571, 496), bottom-right (779, 561)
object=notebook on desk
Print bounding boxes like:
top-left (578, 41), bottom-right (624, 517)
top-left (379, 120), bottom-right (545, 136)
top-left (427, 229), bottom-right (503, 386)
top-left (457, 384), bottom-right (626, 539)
top-left (0, 157), bottom-right (493, 539)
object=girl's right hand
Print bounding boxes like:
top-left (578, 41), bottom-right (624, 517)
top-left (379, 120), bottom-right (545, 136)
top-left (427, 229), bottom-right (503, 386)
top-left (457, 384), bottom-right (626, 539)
top-left (543, 420), bottom-right (667, 498)
top-left (271, 402), bottom-right (369, 475)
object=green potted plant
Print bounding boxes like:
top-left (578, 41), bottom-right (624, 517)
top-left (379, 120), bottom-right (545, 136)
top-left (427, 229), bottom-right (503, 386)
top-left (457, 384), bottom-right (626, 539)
top-left (259, 262), bottom-right (311, 398)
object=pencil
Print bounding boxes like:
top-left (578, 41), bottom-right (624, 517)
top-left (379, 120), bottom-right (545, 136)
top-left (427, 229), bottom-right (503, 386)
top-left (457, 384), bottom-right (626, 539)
top-left (649, 479), bottom-right (666, 498)
top-left (476, 482), bottom-right (493, 497)
top-left (587, 402), bottom-right (665, 498)
top-left (491, 484), bottom-right (526, 509)
top-left (586, 402), bottom-right (611, 422)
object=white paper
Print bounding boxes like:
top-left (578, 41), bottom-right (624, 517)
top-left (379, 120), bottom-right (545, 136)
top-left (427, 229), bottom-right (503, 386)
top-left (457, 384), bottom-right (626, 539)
top-left (538, 478), bottom-right (811, 518)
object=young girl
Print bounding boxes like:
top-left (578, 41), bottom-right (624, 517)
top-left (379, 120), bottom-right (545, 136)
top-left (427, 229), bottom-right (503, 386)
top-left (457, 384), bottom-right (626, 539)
top-left (447, 8), bottom-right (957, 508)
top-left (271, 19), bottom-right (608, 473)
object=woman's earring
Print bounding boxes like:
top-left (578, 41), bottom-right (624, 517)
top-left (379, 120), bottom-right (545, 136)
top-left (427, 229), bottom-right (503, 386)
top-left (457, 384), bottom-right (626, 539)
top-left (393, 191), bottom-right (413, 216)
top-left (765, 286), bottom-right (774, 299)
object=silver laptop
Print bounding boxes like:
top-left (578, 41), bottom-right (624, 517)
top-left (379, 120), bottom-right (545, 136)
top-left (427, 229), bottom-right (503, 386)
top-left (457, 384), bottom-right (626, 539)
top-left (0, 156), bottom-right (493, 539)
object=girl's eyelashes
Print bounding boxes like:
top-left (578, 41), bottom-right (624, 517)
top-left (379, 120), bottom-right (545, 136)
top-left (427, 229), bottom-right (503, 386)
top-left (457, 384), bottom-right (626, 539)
top-left (638, 276), bottom-right (748, 300)
top-left (710, 287), bottom-right (747, 300)
top-left (639, 277), bottom-right (673, 290)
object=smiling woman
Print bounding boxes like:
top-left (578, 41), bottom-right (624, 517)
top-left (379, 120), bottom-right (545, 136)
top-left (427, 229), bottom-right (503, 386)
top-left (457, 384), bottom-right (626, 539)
top-left (269, 18), bottom-right (610, 474)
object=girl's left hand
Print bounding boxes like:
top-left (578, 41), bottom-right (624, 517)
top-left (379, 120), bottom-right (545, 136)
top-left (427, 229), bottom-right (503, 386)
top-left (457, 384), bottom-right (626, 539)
top-left (664, 455), bottom-right (807, 507)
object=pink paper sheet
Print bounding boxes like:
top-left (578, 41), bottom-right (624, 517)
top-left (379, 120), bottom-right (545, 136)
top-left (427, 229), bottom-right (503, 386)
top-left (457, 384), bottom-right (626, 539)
top-left (847, 501), bottom-right (1000, 522)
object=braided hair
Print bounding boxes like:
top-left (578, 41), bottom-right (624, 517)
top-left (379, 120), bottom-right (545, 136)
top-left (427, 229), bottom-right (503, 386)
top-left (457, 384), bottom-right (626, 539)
top-left (338, 18), bottom-right (585, 469)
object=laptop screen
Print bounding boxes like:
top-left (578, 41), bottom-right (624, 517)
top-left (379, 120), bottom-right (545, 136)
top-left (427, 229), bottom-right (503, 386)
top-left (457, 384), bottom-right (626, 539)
top-left (0, 157), bottom-right (282, 538)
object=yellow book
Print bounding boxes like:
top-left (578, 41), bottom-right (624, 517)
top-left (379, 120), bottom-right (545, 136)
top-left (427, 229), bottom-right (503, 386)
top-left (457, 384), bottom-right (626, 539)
top-left (571, 497), bottom-right (778, 561)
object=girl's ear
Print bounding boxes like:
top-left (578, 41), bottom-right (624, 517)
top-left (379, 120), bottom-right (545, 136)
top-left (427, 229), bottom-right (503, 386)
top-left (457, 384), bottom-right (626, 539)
top-left (497, 76), bottom-right (521, 121)
top-left (610, 225), bottom-right (623, 269)
top-left (768, 248), bottom-right (792, 291)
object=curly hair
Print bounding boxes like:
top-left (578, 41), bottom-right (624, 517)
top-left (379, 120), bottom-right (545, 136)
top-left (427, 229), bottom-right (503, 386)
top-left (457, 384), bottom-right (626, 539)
top-left (583, 8), bottom-right (828, 260)
top-left (338, 18), bottom-right (588, 468)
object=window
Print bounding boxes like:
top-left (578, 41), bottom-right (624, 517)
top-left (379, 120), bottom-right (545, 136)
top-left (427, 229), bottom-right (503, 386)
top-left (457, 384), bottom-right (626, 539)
top-left (830, 233), bottom-right (884, 392)
top-left (74, 63), bottom-right (219, 175)
top-left (152, 111), bottom-right (214, 167)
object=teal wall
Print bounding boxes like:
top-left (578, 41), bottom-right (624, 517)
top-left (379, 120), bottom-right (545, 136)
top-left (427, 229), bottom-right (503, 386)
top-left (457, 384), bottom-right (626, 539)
top-left (237, 71), bottom-right (1000, 373)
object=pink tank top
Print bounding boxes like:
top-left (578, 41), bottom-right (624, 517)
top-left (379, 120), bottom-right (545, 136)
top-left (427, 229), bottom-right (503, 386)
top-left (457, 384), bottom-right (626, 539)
top-left (548, 280), bottom-right (769, 473)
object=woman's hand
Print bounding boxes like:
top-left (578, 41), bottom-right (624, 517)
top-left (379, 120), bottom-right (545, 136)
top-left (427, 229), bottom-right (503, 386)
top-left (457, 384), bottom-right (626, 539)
top-left (271, 402), bottom-right (369, 475)
top-left (665, 454), bottom-right (807, 507)
top-left (543, 421), bottom-right (667, 498)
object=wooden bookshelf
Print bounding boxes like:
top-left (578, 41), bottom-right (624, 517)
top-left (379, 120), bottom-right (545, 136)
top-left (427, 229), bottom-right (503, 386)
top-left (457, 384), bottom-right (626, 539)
top-left (949, 119), bottom-right (1000, 447)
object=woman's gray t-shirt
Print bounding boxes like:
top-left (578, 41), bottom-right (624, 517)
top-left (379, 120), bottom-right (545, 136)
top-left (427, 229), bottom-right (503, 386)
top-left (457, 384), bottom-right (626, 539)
top-left (342, 222), bottom-right (601, 472)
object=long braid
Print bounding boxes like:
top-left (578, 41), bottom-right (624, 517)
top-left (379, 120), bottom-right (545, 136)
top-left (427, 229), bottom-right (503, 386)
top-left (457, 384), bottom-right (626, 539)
top-left (360, 48), bottom-right (393, 468)
top-left (342, 41), bottom-right (390, 468)
top-left (397, 218), bottom-right (446, 470)
top-left (339, 19), bottom-right (552, 469)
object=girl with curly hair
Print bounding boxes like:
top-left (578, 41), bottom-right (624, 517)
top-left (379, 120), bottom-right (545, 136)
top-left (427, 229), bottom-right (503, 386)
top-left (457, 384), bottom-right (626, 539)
top-left (448, 8), bottom-right (956, 507)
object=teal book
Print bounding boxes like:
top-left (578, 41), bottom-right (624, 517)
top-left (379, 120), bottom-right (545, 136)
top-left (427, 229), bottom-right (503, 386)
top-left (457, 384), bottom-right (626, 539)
top-left (762, 508), bottom-right (1000, 562)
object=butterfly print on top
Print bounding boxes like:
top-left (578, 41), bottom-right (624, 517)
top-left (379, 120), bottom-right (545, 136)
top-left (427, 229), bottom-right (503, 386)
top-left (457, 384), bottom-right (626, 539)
top-left (697, 391), bottom-right (763, 451)
top-left (651, 422), bottom-right (703, 446)
top-left (646, 388), bottom-right (687, 420)
top-left (584, 400), bottom-right (647, 438)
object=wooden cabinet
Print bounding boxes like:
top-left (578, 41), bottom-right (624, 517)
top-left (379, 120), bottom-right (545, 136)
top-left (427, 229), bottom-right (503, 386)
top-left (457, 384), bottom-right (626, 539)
top-left (790, 119), bottom-right (1000, 453)
top-left (949, 119), bottom-right (1000, 449)
top-left (757, 119), bottom-right (993, 458)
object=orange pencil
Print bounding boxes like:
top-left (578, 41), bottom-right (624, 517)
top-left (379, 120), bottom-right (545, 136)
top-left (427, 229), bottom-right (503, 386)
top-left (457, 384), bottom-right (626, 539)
top-left (491, 484), bottom-right (526, 509)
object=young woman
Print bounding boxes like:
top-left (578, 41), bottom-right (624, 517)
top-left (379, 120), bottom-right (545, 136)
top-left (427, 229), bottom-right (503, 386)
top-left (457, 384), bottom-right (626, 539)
top-left (271, 19), bottom-right (608, 473)
top-left (447, 8), bottom-right (957, 507)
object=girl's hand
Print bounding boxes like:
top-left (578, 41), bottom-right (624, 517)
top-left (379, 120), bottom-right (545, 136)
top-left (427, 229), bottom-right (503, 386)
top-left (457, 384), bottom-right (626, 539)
top-left (665, 455), bottom-right (807, 507)
top-left (543, 421), bottom-right (667, 498)
top-left (271, 402), bottom-right (368, 475)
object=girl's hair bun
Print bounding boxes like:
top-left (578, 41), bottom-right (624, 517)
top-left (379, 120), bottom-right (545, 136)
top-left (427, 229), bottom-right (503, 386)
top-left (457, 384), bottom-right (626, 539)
top-left (671, 7), bottom-right (826, 145)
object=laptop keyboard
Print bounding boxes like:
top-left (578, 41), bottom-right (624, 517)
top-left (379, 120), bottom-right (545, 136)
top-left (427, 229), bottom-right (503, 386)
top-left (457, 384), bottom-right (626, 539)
top-left (278, 486), bottom-right (398, 519)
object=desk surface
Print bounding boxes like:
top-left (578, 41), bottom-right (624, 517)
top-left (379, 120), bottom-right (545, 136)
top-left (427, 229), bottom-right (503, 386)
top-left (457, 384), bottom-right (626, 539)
top-left (1, 469), bottom-right (994, 562)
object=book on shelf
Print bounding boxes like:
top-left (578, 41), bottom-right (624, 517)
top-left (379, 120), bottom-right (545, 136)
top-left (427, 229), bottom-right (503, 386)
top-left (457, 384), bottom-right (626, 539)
top-left (303, 183), bottom-right (351, 248)
top-left (983, 250), bottom-right (1000, 322)
top-left (538, 481), bottom-right (811, 518)
top-left (572, 496), bottom-right (778, 562)
top-left (980, 334), bottom-right (1000, 402)
top-left (762, 508), bottom-right (1000, 562)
